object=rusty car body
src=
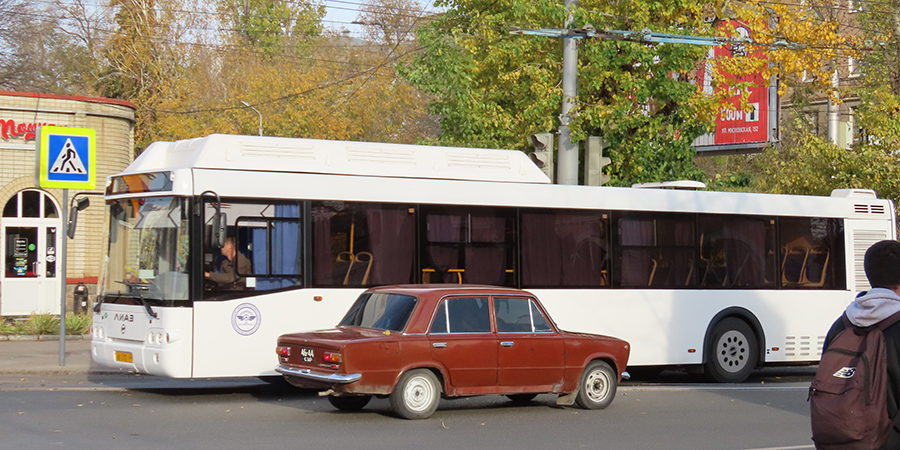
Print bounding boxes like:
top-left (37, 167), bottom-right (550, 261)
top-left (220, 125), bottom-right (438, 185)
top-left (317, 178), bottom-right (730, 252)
top-left (276, 285), bottom-right (630, 419)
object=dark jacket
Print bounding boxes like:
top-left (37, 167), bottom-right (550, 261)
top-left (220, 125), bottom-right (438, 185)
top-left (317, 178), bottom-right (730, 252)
top-left (208, 252), bottom-right (252, 287)
top-left (824, 288), bottom-right (900, 450)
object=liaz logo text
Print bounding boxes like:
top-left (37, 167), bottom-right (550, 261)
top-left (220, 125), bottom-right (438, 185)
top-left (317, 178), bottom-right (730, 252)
top-left (114, 313), bottom-right (134, 322)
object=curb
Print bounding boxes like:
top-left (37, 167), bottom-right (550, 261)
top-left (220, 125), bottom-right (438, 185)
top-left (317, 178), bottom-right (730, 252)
top-left (0, 334), bottom-right (91, 342)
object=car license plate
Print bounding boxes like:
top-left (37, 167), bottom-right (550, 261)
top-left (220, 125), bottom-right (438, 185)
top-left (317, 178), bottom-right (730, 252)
top-left (300, 348), bottom-right (314, 363)
top-left (115, 351), bottom-right (133, 363)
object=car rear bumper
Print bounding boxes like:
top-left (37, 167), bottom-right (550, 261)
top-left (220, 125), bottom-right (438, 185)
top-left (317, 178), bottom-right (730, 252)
top-left (275, 364), bottom-right (362, 384)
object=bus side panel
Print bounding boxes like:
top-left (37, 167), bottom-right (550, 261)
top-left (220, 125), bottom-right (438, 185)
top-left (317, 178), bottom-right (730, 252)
top-left (843, 219), bottom-right (896, 293)
top-left (191, 289), bottom-right (361, 378)
top-left (531, 289), bottom-right (852, 366)
top-left (91, 304), bottom-right (194, 378)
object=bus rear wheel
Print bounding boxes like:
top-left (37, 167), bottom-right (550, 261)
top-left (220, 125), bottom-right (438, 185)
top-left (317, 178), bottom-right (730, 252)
top-left (705, 318), bottom-right (757, 383)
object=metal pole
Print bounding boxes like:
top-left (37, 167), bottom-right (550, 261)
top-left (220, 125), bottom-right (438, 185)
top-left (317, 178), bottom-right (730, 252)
top-left (557, 0), bottom-right (579, 185)
top-left (241, 101), bottom-right (263, 137)
top-left (59, 189), bottom-right (67, 366)
top-left (827, 69), bottom-right (839, 145)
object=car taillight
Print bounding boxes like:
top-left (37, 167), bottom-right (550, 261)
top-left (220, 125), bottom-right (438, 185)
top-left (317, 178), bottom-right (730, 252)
top-left (276, 346), bottom-right (290, 363)
top-left (323, 352), bottom-right (342, 364)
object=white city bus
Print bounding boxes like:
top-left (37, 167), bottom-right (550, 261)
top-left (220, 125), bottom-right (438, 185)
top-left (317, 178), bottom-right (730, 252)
top-left (91, 134), bottom-right (897, 382)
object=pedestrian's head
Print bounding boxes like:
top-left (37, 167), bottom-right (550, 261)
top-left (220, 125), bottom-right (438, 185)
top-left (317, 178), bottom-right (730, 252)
top-left (221, 237), bottom-right (237, 260)
top-left (864, 240), bottom-right (900, 289)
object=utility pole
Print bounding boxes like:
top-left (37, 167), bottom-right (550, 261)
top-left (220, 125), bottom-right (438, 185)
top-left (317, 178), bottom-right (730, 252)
top-left (557, 0), bottom-right (579, 186)
top-left (512, 25), bottom-right (788, 184)
top-left (827, 69), bottom-right (840, 145)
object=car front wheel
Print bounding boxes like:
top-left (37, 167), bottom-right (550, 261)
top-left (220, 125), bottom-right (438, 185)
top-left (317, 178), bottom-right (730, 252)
top-left (575, 360), bottom-right (617, 410)
top-left (327, 395), bottom-right (372, 411)
top-left (506, 393), bottom-right (538, 403)
top-left (390, 369), bottom-right (441, 419)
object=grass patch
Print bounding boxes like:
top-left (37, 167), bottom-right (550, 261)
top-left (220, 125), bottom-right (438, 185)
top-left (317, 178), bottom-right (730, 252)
top-left (0, 313), bottom-right (92, 336)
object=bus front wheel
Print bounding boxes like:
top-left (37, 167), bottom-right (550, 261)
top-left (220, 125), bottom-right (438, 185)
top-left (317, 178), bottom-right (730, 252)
top-left (704, 318), bottom-right (757, 383)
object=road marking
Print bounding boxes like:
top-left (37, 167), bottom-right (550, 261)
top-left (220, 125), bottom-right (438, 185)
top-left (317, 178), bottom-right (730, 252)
top-left (621, 384), bottom-right (809, 391)
top-left (740, 445), bottom-right (814, 450)
top-left (0, 386), bottom-right (129, 392)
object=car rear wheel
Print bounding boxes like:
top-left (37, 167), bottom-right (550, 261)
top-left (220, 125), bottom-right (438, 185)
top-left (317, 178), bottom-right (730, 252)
top-left (327, 395), bottom-right (372, 411)
top-left (506, 393), bottom-right (538, 403)
top-left (390, 369), bottom-right (440, 419)
top-left (575, 360), bottom-right (617, 410)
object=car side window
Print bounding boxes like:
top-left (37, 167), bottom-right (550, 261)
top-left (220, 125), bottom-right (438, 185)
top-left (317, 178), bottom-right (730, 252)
top-left (495, 297), bottom-right (553, 333)
top-left (430, 297), bottom-right (491, 333)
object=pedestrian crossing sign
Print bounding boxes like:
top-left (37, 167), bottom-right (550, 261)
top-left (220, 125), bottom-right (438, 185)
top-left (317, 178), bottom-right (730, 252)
top-left (36, 126), bottom-right (96, 189)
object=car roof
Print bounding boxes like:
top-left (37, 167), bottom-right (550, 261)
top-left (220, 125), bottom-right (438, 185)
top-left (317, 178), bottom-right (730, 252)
top-left (364, 284), bottom-right (534, 298)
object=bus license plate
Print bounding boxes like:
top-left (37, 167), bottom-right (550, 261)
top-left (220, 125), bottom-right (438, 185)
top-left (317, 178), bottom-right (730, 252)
top-left (115, 351), bottom-right (133, 363)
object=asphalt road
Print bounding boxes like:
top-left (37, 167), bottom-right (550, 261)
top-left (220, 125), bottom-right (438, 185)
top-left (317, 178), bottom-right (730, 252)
top-left (1, 371), bottom-right (816, 450)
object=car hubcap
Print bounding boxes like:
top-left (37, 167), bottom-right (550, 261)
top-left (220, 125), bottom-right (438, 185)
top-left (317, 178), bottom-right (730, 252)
top-left (717, 330), bottom-right (748, 373)
top-left (405, 375), bottom-right (435, 412)
top-left (585, 369), bottom-right (610, 402)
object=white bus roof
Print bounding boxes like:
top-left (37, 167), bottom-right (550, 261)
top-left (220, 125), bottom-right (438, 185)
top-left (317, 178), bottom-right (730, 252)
top-left (126, 134), bottom-right (551, 184)
top-left (631, 180), bottom-right (707, 190)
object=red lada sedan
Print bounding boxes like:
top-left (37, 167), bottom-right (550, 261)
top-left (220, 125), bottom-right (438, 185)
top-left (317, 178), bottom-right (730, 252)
top-left (275, 285), bottom-right (630, 419)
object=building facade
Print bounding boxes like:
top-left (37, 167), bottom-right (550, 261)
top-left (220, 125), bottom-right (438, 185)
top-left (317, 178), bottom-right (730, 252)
top-left (0, 91), bottom-right (135, 316)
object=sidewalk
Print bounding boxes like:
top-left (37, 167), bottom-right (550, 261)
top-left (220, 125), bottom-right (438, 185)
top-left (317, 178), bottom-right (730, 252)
top-left (0, 336), bottom-right (112, 375)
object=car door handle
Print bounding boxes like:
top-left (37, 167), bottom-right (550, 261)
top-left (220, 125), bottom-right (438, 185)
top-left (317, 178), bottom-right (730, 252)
top-left (500, 341), bottom-right (514, 347)
top-left (432, 342), bottom-right (447, 348)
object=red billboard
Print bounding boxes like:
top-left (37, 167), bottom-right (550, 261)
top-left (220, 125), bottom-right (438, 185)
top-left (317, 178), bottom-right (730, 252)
top-left (693, 21), bottom-right (775, 152)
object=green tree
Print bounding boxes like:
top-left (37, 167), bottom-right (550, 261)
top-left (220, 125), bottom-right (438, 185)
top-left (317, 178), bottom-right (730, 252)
top-left (400, 0), bottom-right (714, 185)
top-left (218, 0), bottom-right (324, 55)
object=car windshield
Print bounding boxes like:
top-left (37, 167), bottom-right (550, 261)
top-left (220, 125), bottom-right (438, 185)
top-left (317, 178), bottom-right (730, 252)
top-left (338, 293), bottom-right (417, 332)
top-left (102, 196), bottom-right (189, 304)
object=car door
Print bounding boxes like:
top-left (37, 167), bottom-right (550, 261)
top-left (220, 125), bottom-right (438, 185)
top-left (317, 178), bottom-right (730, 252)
top-left (493, 296), bottom-right (564, 389)
top-left (428, 296), bottom-right (498, 390)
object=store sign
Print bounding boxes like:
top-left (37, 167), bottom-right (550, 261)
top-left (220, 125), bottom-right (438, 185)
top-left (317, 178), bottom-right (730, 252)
top-left (1, 119), bottom-right (55, 141)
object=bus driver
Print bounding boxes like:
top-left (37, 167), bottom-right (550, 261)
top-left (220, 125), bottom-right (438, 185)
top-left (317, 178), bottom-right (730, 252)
top-left (205, 237), bottom-right (252, 289)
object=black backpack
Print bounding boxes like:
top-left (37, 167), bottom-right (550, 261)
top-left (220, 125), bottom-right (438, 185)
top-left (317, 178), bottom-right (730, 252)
top-left (809, 311), bottom-right (900, 450)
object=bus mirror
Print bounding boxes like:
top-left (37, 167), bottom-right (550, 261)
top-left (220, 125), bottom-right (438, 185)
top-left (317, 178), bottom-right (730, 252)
top-left (211, 212), bottom-right (227, 248)
top-left (67, 197), bottom-right (90, 239)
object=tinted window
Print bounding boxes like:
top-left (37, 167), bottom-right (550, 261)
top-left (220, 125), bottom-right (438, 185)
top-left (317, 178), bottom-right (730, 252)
top-left (339, 293), bottom-right (417, 332)
top-left (494, 297), bottom-right (553, 333)
top-left (698, 216), bottom-right (776, 288)
top-left (521, 210), bottom-right (609, 287)
top-left (430, 297), bottom-right (491, 333)
top-left (312, 202), bottom-right (415, 287)
top-left (615, 212), bottom-right (695, 288)
top-left (779, 217), bottom-right (845, 289)
top-left (421, 206), bottom-right (515, 286)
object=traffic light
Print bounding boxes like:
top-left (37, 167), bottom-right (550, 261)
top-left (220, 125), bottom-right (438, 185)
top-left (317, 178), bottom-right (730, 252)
top-left (585, 136), bottom-right (611, 186)
top-left (530, 133), bottom-right (554, 182)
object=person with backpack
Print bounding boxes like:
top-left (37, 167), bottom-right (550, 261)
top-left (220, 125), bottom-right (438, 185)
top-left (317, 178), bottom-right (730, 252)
top-left (811, 239), bottom-right (900, 450)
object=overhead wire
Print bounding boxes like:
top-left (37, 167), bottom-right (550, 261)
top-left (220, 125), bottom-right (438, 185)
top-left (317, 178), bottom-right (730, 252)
top-left (8, 0), bottom-right (898, 115)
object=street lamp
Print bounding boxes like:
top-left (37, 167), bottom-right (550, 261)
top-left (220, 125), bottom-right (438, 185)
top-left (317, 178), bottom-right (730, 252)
top-left (240, 101), bottom-right (263, 136)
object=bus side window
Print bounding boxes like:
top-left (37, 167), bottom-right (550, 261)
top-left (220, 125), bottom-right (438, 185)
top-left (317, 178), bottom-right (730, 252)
top-left (616, 213), bottom-right (694, 288)
top-left (311, 202), bottom-right (416, 287)
top-left (778, 217), bottom-right (844, 289)
top-left (697, 215), bottom-right (774, 288)
top-left (520, 210), bottom-right (609, 288)
top-left (204, 201), bottom-right (302, 296)
top-left (421, 207), bottom-right (516, 287)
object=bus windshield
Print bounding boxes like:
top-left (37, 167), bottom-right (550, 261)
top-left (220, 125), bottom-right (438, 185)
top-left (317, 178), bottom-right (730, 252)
top-left (103, 196), bottom-right (189, 305)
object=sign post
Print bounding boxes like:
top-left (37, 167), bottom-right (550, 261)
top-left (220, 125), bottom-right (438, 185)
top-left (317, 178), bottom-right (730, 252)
top-left (35, 126), bottom-right (96, 366)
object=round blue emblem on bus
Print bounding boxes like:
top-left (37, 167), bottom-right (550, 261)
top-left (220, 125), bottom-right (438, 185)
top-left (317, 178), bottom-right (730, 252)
top-left (232, 303), bottom-right (261, 336)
